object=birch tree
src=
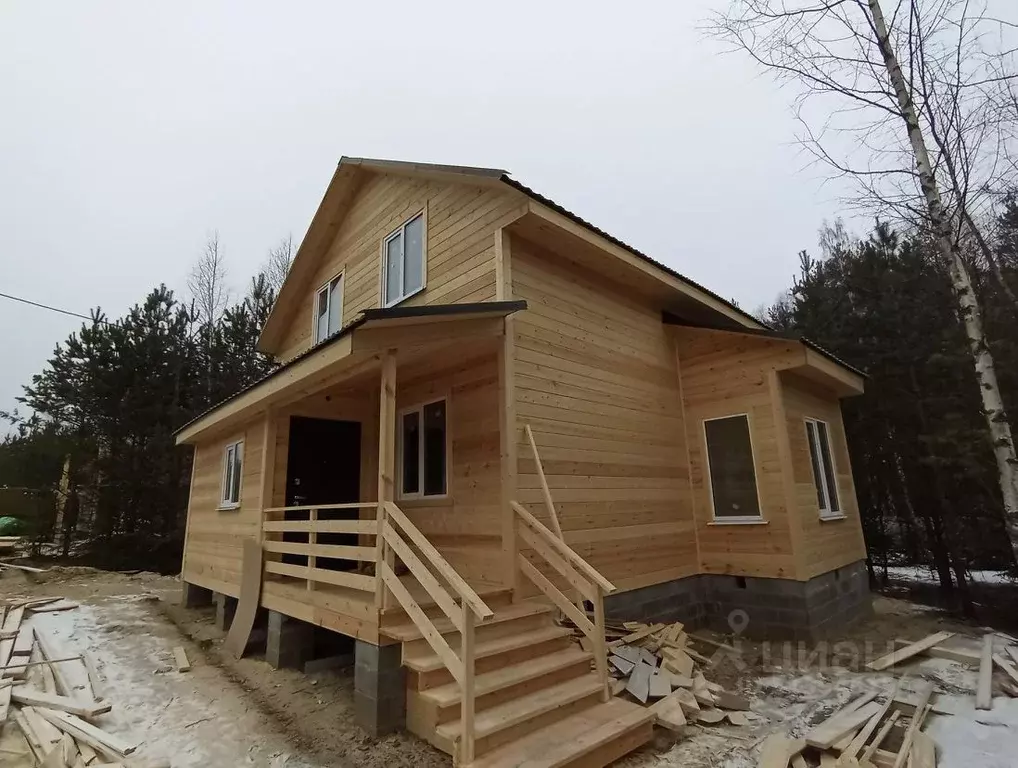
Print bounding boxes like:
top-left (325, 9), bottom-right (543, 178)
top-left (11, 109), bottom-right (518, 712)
top-left (711, 0), bottom-right (1018, 559)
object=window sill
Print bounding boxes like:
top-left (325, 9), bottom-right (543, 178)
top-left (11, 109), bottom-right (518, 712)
top-left (218, 503), bottom-right (241, 512)
top-left (383, 285), bottom-right (426, 310)
top-left (397, 495), bottom-right (450, 507)
top-left (820, 514), bottom-right (847, 522)
top-left (708, 518), bottom-right (768, 526)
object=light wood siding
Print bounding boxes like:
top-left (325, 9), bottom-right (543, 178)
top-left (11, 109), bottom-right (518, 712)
top-left (780, 371), bottom-right (867, 579)
top-left (510, 239), bottom-right (695, 593)
top-left (674, 329), bottom-right (803, 579)
top-left (277, 173), bottom-right (526, 361)
top-left (396, 352), bottom-right (502, 586)
top-left (182, 421), bottom-right (265, 596)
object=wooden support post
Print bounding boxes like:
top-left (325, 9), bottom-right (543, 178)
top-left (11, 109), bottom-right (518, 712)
top-left (307, 507), bottom-right (317, 593)
top-left (498, 323), bottom-right (519, 595)
top-left (256, 409), bottom-right (277, 545)
top-left (593, 587), bottom-right (610, 701)
top-left (375, 350), bottom-right (397, 611)
top-left (460, 602), bottom-right (476, 766)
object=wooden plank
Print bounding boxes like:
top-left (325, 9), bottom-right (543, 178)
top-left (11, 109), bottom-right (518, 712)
top-left (35, 708), bottom-right (138, 757)
top-left (977, 634), bottom-right (993, 710)
top-left (649, 672), bottom-right (671, 698)
top-left (0, 681), bottom-right (10, 723)
top-left (626, 661), bottom-right (652, 704)
top-left (892, 638), bottom-right (980, 666)
top-left (1006, 644), bottom-right (1018, 668)
top-left (224, 538), bottom-right (263, 659)
top-left (758, 734), bottom-right (806, 768)
top-left (262, 540), bottom-right (377, 562)
top-left (911, 731), bottom-right (936, 768)
top-left (383, 523), bottom-right (462, 631)
top-left (714, 690), bottom-right (750, 711)
top-left (893, 703), bottom-right (930, 768)
top-left (517, 525), bottom-right (597, 603)
top-left (460, 603), bottom-right (476, 765)
top-left (264, 561), bottom-right (375, 592)
top-left (15, 710), bottom-right (46, 763)
top-left (379, 561), bottom-right (462, 685)
top-left (609, 655), bottom-right (635, 676)
top-left (11, 687), bottom-right (113, 717)
top-left (385, 502), bottom-right (493, 620)
top-left (867, 632), bottom-right (955, 671)
top-left (861, 710), bottom-right (901, 763)
top-left (518, 556), bottom-right (595, 637)
top-left (28, 601), bottom-right (78, 614)
top-left (840, 682), bottom-right (903, 762)
top-left (805, 701), bottom-right (883, 750)
top-left (173, 646), bottom-right (191, 672)
top-left (262, 519), bottom-right (377, 534)
top-left (510, 501), bottom-right (615, 593)
top-left (81, 652), bottom-right (104, 701)
top-left (33, 630), bottom-right (86, 701)
top-left (992, 653), bottom-right (1018, 687)
top-left (654, 697), bottom-right (687, 730)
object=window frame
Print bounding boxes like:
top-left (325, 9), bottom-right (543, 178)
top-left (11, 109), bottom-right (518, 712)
top-left (219, 439), bottom-right (244, 510)
top-left (312, 271), bottom-right (345, 345)
top-left (380, 209), bottom-right (427, 308)
top-left (702, 413), bottom-right (765, 524)
top-left (397, 396), bottom-right (450, 501)
top-left (805, 417), bottom-right (843, 520)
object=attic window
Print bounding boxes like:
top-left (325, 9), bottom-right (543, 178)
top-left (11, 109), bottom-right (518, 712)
top-left (314, 274), bottom-right (344, 344)
top-left (383, 212), bottom-right (425, 307)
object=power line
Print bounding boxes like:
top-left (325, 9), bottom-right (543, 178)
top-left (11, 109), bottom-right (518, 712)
top-left (0, 291), bottom-right (110, 325)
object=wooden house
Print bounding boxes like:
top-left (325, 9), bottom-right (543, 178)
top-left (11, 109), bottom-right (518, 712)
top-left (175, 157), bottom-right (868, 766)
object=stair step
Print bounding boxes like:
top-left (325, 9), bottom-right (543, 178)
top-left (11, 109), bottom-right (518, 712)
top-left (423, 646), bottom-right (593, 709)
top-left (381, 600), bottom-right (553, 643)
top-left (436, 673), bottom-right (603, 744)
top-left (469, 697), bottom-right (654, 768)
top-left (404, 625), bottom-right (575, 674)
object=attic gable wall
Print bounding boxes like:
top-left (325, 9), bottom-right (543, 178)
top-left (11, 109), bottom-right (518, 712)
top-left (275, 172), bottom-right (527, 361)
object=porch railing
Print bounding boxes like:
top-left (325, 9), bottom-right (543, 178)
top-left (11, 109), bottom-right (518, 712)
top-left (510, 500), bottom-right (615, 702)
top-left (379, 500), bottom-right (493, 765)
top-left (261, 502), bottom-right (379, 593)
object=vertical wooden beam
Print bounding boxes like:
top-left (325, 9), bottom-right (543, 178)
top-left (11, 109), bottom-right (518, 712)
top-left (769, 369), bottom-right (807, 581)
top-left (671, 339), bottom-right (702, 574)
top-left (256, 410), bottom-right (277, 545)
top-left (494, 227), bottom-right (512, 301)
top-left (307, 506), bottom-right (317, 593)
top-left (460, 603), bottom-right (476, 765)
top-left (593, 587), bottom-right (610, 701)
top-left (499, 320), bottom-right (519, 594)
top-left (375, 350), bottom-right (397, 611)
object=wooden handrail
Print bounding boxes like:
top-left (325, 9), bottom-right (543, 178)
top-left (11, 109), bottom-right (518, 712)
top-left (385, 501), bottom-right (494, 621)
top-left (263, 501), bottom-right (377, 513)
top-left (524, 424), bottom-right (565, 541)
top-left (262, 519), bottom-right (378, 534)
top-left (380, 500), bottom-right (483, 765)
top-left (510, 501), bottom-right (616, 594)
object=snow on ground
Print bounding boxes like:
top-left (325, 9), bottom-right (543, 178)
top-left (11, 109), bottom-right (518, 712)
top-left (926, 695), bottom-right (1018, 768)
top-left (883, 566), bottom-right (1017, 585)
top-left (4, 593), bottom-right (328, 767)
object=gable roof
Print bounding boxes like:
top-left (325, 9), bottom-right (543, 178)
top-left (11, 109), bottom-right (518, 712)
top-left (257, 156), bottom-right (766, 353)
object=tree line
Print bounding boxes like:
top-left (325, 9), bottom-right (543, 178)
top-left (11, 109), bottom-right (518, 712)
top-left (0, 235), bottom-right (292, 570)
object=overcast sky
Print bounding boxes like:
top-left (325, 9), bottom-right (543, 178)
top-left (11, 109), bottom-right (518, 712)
top-left (0, 1), bottom-right (851, 423)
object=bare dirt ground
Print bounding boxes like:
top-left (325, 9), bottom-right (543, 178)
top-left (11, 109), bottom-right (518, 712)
top-left (2, 566), bottom-right (1016, 768)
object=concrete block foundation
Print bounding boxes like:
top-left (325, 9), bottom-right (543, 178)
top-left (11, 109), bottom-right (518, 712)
top-left (181, 581), bottom-right (213, 609)
top-left (604, 560), bottom-right (870, 641)
top-left (266, 611), bottom-right (314, 670)
top-left (214, 593), bottom-right (237, 632)
top-left (354, 640), bottom-right (405, 736)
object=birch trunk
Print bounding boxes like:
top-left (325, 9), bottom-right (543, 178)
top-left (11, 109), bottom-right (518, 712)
top-left (867, 0), bottom-right (1018, 559)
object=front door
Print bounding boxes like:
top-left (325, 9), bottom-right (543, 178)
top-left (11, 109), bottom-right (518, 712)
top-left (284, 416), bottom-right (362, 571)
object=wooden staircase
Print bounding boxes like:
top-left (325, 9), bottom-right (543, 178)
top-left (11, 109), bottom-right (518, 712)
top-left (381, 594), bottom-right (654, 767)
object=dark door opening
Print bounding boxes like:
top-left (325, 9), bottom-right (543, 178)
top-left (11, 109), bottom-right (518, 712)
top-left (284, 416), bottom-right (362, 572)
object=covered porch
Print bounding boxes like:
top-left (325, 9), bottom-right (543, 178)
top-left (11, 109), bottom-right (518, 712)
top-left (178, 301), bottom-right (524, 645)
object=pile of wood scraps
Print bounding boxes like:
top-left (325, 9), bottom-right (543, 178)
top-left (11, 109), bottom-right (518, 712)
top-left (570, 618), bottom-right (755, 732)
top-left (762, 678), bottom-right (936, 768)
top-left (1, 596), bottom-right (141, 767)
top-left (871, 630), bottom-right (1018, 709)
top-left (0, 536), bottom-right (23, 553)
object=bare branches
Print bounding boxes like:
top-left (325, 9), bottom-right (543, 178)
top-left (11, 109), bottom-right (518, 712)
top-left (187, 231), bottom-right (229, 327)
top-left (261, 234), bottom-right (295, 296)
